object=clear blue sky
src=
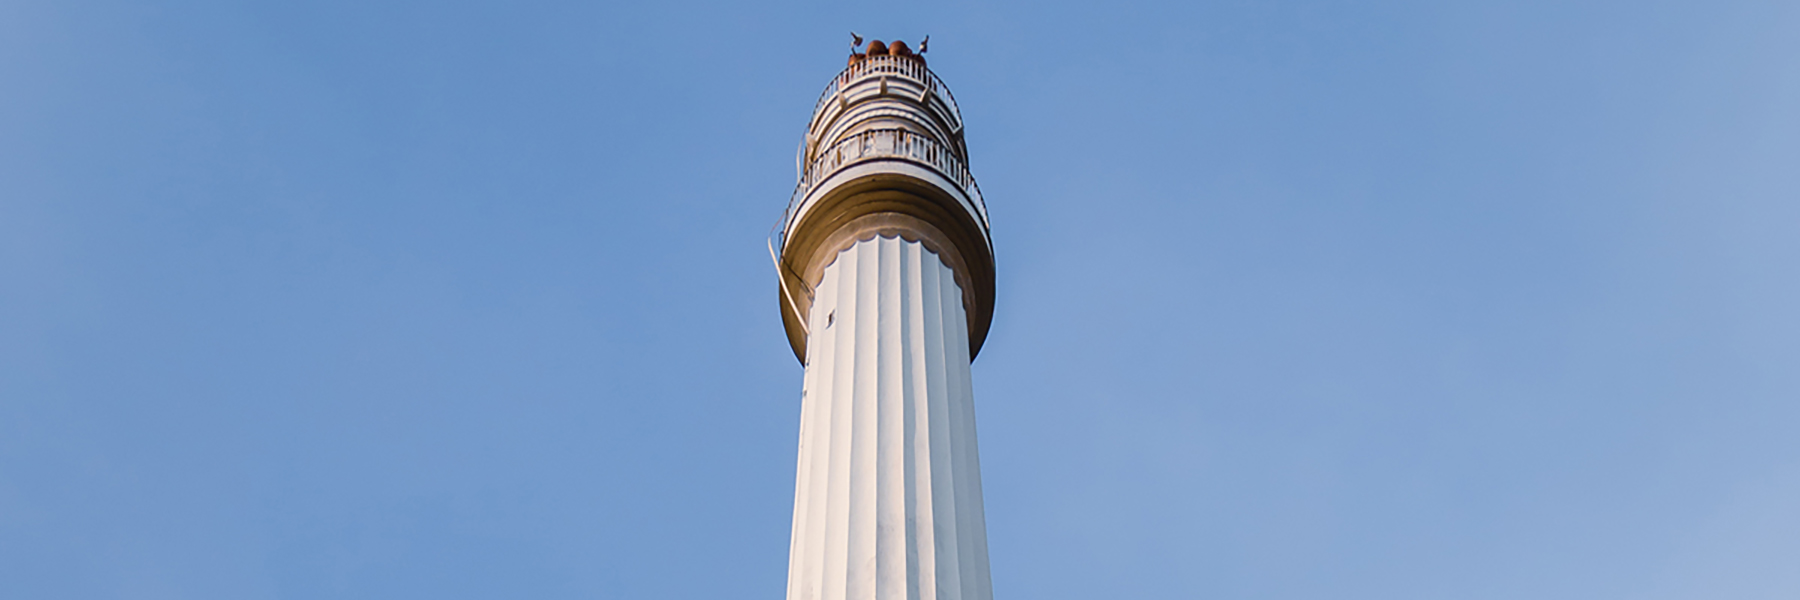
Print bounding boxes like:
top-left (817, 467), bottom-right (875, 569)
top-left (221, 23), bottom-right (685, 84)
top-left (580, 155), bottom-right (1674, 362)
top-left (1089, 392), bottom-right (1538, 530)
top-left (3, 1), bottom-right (1797, 598)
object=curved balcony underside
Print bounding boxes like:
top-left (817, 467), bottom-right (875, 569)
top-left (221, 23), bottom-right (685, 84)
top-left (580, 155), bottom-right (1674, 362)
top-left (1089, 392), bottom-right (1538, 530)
top-left (783, 128), bottom-right (989, 254)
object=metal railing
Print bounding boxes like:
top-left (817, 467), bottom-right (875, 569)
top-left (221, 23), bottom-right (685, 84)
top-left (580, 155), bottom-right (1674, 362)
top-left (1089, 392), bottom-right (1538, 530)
top-left (781, 128), bottom-right (989, 247)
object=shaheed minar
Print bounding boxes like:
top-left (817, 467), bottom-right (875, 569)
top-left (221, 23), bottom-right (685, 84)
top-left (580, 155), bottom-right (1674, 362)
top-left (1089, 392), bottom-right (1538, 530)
top-left (770, 36), bottom-right (997, 600)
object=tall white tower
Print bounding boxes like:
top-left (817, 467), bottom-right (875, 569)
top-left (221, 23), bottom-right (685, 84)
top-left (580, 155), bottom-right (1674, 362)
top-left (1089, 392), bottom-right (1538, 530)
top-left (773, 39), bottom-right (997, 600)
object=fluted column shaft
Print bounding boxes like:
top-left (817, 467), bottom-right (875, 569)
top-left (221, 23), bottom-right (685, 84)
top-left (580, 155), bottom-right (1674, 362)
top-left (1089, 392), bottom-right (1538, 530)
top-left (785, 235), bottom-right (993, 600)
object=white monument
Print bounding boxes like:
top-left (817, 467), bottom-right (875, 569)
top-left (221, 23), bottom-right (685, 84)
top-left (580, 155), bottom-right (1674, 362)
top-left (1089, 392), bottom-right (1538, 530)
top-left (772, 38), bottom-right (997, 600)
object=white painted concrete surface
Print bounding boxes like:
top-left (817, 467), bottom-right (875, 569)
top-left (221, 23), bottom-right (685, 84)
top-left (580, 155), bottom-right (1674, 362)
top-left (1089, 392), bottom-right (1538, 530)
top-left (785, 236), bottom-right (993, 600)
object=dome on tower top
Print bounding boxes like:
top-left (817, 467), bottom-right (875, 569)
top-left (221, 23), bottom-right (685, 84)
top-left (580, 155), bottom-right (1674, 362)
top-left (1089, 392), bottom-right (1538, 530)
top-left (847, 38), bottom-right (926, 66)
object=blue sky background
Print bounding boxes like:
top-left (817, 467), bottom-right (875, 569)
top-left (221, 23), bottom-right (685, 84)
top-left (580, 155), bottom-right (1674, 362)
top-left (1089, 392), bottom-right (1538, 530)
top-left (3, 1), bottom-right (1798, 598)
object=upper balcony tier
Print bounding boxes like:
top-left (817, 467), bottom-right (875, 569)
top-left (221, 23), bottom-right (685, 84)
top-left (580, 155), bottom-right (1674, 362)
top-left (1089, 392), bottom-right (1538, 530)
top-left (804, 54), bottom-right (966, 156)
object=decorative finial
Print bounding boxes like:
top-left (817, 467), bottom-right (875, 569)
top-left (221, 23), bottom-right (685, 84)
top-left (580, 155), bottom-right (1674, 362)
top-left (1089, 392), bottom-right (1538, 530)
top-left (919, 35), bottom-right (929, 54)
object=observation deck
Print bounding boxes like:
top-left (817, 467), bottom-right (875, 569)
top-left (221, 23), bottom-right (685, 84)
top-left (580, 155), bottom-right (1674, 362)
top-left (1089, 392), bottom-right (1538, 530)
top-left (775, 50), bottom-right (995, 362)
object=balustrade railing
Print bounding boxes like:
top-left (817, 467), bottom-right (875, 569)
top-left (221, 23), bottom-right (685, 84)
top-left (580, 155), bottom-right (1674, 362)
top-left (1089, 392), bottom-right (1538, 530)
top-left (782, 128), bottom-right (990, 244)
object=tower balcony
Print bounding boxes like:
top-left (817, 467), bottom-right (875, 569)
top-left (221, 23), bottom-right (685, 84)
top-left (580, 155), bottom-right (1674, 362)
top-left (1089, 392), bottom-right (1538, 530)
top-left (805, 54), bottom-right (966, 149)
top-left (782, 54), bottom-right (990, 255)
top-left (782, 127), bottom-right (989, 250)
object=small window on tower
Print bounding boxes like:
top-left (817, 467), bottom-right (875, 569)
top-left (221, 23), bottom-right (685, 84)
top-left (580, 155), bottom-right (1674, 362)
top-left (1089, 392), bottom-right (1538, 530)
top-left (826, 311), bottom-right (835, 328)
